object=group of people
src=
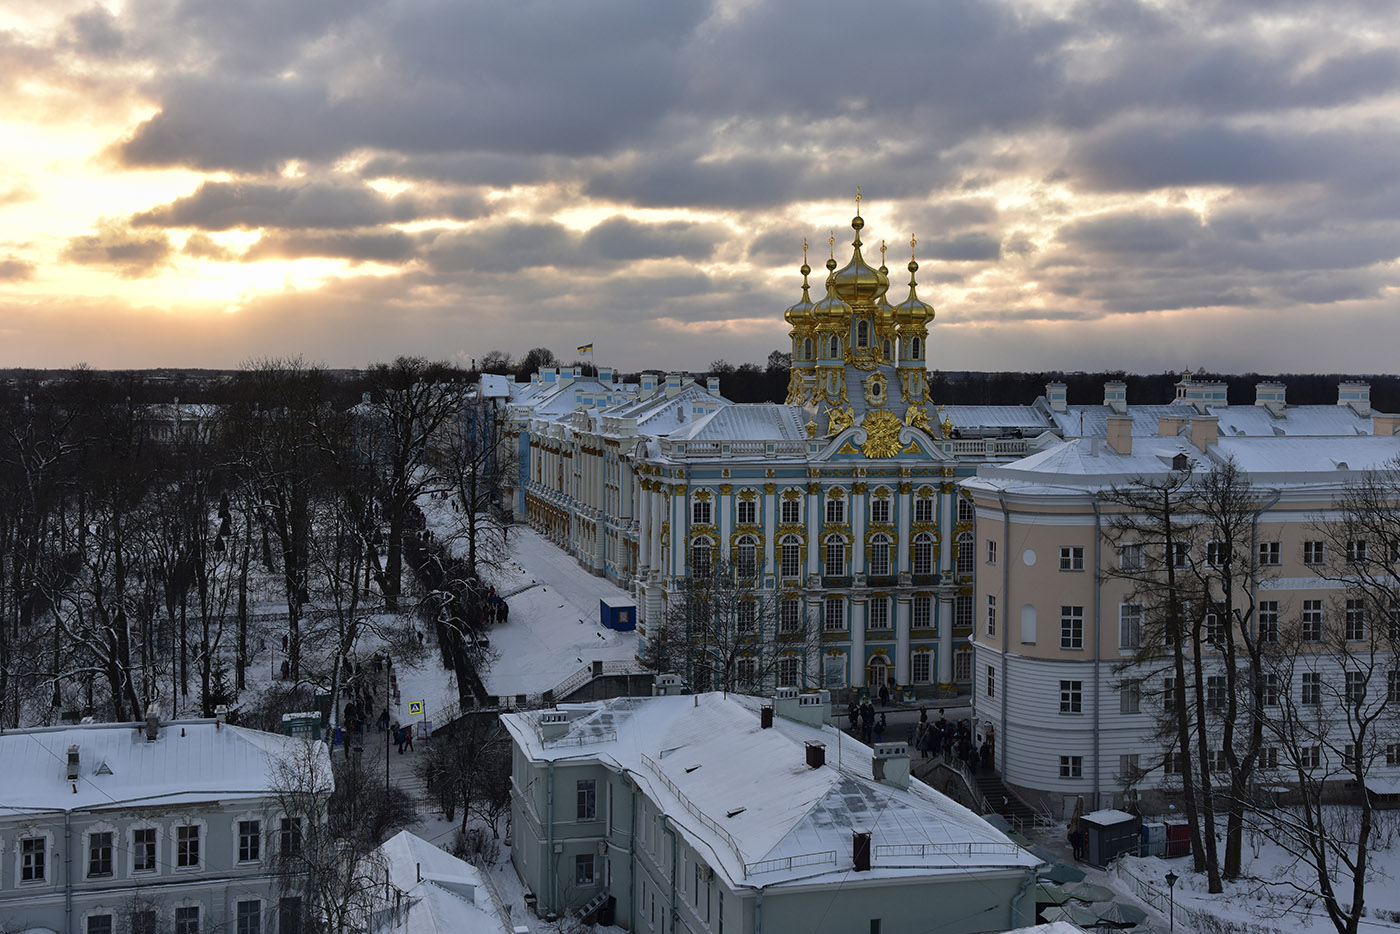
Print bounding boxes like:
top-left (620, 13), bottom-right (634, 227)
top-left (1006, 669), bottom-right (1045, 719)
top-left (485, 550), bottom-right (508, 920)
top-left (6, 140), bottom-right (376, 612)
top-left (847, 700), bottom-right (889, 744)
top-left (912, 709), bottom-right (994, 775)
top-left (390, 720), bottom-right (415, 754)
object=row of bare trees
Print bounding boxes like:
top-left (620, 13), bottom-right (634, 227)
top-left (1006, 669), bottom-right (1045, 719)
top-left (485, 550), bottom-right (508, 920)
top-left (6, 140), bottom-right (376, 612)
top-left (1106, 457), bottom-right (1400, 934)
top-left (0, 355), bottom-right (509, 729)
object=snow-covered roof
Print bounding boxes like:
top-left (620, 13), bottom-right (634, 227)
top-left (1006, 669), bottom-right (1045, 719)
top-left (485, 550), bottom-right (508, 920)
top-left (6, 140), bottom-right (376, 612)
top-left (376, 831), bottom-right (511, 934)
top-left (1048, 403), bottom-right (1381, 439)
top-left (0, 722), bottom-right (327, 812)
top-left (502, 693), bottom-right (1038, 890)
top-left (668, 404), bottom-right (807, 443)
top-left (478, 373), bottom-right (512, 399)
top-left (0, 720), bottom-right (330, 816)
top-left (944, 405), bottom-right (1053, 433)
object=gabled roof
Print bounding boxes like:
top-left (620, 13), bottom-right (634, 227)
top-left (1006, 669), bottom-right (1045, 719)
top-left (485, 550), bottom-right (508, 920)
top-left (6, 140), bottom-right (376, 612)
top-left (503, 693), bottom-right (1037, 890)
top-left (376, 831), bottom-right (510, 934)
top-left (0, 720), bottom-right (330, 815)
top-left (667, 404), bottom-right (807, 443)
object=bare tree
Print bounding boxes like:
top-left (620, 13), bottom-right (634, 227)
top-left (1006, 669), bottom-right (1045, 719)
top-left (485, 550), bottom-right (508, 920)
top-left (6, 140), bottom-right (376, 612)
top-left (417, 711), bottom-right (511, 834)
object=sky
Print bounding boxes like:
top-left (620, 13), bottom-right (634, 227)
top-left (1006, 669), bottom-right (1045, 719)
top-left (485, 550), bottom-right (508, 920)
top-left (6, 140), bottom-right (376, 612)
top-left (0, 0), bottom-right (1397, 375)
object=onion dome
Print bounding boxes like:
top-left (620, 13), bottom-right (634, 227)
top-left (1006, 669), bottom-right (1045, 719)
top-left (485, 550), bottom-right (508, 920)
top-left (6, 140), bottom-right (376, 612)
top-left (831, 215), bottom-right (890, 305)
top-left (784, 261), bottom-right (816, 328)
top-left (894, 249), bottom-right (935, 327)
top-left (812, 273), bottom-right (853, 324)
top-left (875, 241), bottom-right (896, 322)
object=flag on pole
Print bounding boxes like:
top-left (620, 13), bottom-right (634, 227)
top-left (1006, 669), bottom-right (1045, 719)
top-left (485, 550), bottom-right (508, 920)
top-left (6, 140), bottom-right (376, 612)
top-left (577, 343), bottom-right (593, 355)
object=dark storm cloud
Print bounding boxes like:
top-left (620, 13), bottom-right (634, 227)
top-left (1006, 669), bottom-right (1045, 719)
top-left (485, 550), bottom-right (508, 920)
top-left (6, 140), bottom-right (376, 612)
top-left (1058, 209), bottom-right (1203, 255)
top-left (581, 216), bottom-right (723, 263)
top-left (62, 220), bottom-right (173, 277)
top-left (919, 233), bottom-right (1002, 262)
top-left (132, 179), bottom-right (482, 230)
top-left (0, 257), bottom-right (35, 280)
top-left (586, 154), bottom-right (804, 210)
top-left (65, 6), bottom-right (126, 57)
top-left (424, 216), bottom-right (725, 273)
top-left (181, 233), bottom-right (234, 261)
top-left (240, 229), bottom-right (420, 264)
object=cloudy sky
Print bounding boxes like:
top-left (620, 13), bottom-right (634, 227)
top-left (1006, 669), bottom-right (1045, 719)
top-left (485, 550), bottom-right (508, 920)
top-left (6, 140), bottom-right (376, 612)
top-left (1, 0), bottom-right (1397, 374)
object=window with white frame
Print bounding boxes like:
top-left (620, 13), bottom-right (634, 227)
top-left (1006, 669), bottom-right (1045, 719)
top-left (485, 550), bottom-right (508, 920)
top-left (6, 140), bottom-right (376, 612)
top-left (1119, 543), bottom-right (1143, 570)
top-left (823, 597), bottom-right (845, 631)
top-left (957, 496), bottom-right (973, 522)
top-left (1060, 606), bottom-right (1084, 649)
top-left (912, 652), bottom-right (932, 684)
top-left (1059, 756), bottom-right (1083, 779)
top-left (777, 656), bottom-right (799, 687)
top-left (21, 836), bottom-right (46, 882)
top-left (1059, 546), bottom-right (1085, 571)
top-left (1205, 612), bottom-right (1225, 644)
top-left (1060, 680), bottom-right (1083, 713)
top-left (1302, 600), bottom-right (1323, 642)
top-left (735, 536), bottom-right (757, 578)
top-left (279, 817), bottom-right (301, 858)
top-left (1258, 541), bottom-right (1280, 566)
top-left (1119, 754), bottom-right (1141, 782)
top-left (1120, 680), bottom-right (1142, 714)
top-left (174, 907), bottom-right (199, 934)
top-left (1348, 539), bottom-right (1369, 563)
top-left (736, 657), bottom-right (757, 689)
top-left (868, 597), bottom-right (890, 629)
top-left (737, 601), bottom-right (757, 634)
top-left (1207, 675), bottom-right (1226, 709)
top-left (237, 820), bottom-right (261, 863)
top-left (691, 539), bottom-right (712, 578)
top-left (915, 496), bottom-right (935, 523)
top-left (825, 493), bottom-right (845, 524)
top-left (868, 535), bottom-right (892, 577)
top-left (1301, 672), bottom-right (1321, 705)
top-left (737, 498), bottom-right (756, 525)
top-left (1259, 601), bottom-right (1280, 643)
top-left (1301, 746), bottom-right (1321, 770)
top-left (1346, 599), bottom-right (1366, 641)
top-left (1303, 540), bottom-right (1325, 565)
top-left (986, 665), bottom-right (995, 697)
top-left (780, 537), bottom-right (801, 578)
top-left (1262, 672), bottom-right (1280, 706)
top-left (956, 532), bottom-right (974, 575)
top-left (870, 494), bottom-right (891, 524)
top-left (781, 496), bottom-right (801, 524)
top-left (236, 901), bottom-right (261, 934)
top-left (824, 537), bottom-right (846, 576)
top-left (1119, 604), bottom-right (1142, 649)
top-left (1260, 746), bottom-right (1278, 769)
top-left (1347, 670), bottom-right (1367, 706)
top-left (176, 825), bottom-right (200, 868)
top-left (913, 534), bottom-right (934, 575)
top-left (823, 654), bottom-right (846, 688)
top-left (985, 595), bottom-right (997, 637)
top-left (1164, 676), bottom-right (1178, 712)
top-left (986, 539), bottom-right (997, 564)
top-left (1206, 541), bottom-right (1227, 567)
top-left (955, 595), bottom-right (972, 630)
top-left (575, 854), bottom-right (595, 886)
top-left (88, 831), bottom-right (114, 878)
top-left (692, 498), bottom-right (711, 525)
top-left (779, 600), bottom-right (801, 633)
top-left (913, 596), bottom-right (932, 629)
top-left (577, 780), bottom-right (597, 820)
top-left (1168, 542), bottom-right (1189, 568)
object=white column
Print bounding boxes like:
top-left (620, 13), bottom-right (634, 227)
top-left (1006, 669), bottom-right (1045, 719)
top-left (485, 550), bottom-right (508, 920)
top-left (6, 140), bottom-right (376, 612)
top-left (851, 488), bottom-right (866, 576)
top-left (938, 598), bottom-right (955, 685)
top-left (763, 488), bottom-right (776, 578)
top-left (638, 482), bottom-right (651, 569)
top-left (806, 485), bottom-right (821, 577)
top-left (896, 484), bottom-right (911, 572)
top-left (895, 597), bottom-right (911, 685)
top-left (850, 597), bottom-right (866, 689)
top-left (719, 487), bottom-right (732, 560)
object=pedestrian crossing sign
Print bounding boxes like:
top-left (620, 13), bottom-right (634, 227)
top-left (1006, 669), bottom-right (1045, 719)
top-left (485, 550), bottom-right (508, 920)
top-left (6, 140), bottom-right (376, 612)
top-left (408, 701), bottom-right (423, 716)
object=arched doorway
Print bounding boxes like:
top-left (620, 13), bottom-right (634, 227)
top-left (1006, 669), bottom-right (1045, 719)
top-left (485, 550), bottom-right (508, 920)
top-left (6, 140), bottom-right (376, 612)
top-left (866, 654), bottom-right (890, 693)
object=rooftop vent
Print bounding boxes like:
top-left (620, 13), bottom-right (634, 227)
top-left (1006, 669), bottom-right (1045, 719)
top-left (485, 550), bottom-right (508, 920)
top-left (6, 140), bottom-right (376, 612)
top-left (66, 744), bottom-right (80, 781)
top-left (760, 706), bottom-right (773, 729)
top-left (144, 703), bottom-right (160, 742)
top-left (538, 711), bottom-right (571, 742)
top-left (805, 740), bottom-right (826, 770)
top-left (853, 830), bottom-right (872, 872)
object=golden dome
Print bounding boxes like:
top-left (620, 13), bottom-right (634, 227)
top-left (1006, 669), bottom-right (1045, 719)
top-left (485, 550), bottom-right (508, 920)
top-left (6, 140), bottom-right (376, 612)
top-left (812, 274), bottom-right (852, 323)
top-left (784, 261), bottom-right (816, 328)
top-left (894, 256), bottom-right (935, 327)
top-left (831, 215), bottom-right (890, 305)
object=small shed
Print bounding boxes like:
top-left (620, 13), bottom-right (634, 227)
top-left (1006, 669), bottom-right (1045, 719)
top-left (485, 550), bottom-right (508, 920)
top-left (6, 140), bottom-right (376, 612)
top-left (600, 596), bottom-right (637, 631)
top-left (1081, 809), bottom-right (1140, 867)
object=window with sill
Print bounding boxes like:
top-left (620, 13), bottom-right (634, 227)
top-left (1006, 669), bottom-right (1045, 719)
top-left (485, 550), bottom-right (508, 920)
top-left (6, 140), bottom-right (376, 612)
top-left (577, 779), bottom-right (597, 820)
top-left (1060, 680), bottom-right (1082, 714)
top-left (956, 496), bottom-right (973, 523)
top-left (174, 907), bottom-right (199, 934)
top-left (825, 495), bottom-right (845, 524)
top-left (88, 831), bottom-right (113, 878)
top-left (737, 499), bottom-right (756, 525)
top-left (985, 595), bottom-right (997, 638)
top-left (1119, 604), bottom-right (1142, 650)
top-left (868, 535), bottom-right (892, 577)
top-left (1348, 539), bottom-right (1369, 563)
top-left (737, 601), bottom-right (757, 634)
top-left (21, 836), bottom-right (46, 882)
top-left (575, 854), bottom-right (595, 886)
top-left (779, 600), bottom-right (801, 633)
top-left (176, 825), bottom-right (200, 868)
top-left (868, 597), bottom-right (890, 630)
top-left (1060, 606), bottom-right (1084, 649)
top-left (1303, 540), bottom-right (1325, 565)
top-left (1059, 546), bottom-right (1085, 571)
top-left (1167, 542), bottom-right (1189, 568)
top-left (1258, 541), bottom-right (1280, 566)
top-left (735, 536), bottom-right (757, 579)
top-left (780, 537), bottom-right (802, 579)
top-left (912, 652), bottom-right (931, 684)
top-left (1346, 599), bottom-right (1366, 641)
top-left (238, 820), bottom-right (261, 863)
top-left (280, 817), bottom-right (301, 858)
top-left (691, 539), bottom-right (712, 579)
top-left (1118, 543), bottom-right (1143, 570)
top-left (1302, 601), bottom-right (1323, 642)
top-left (1262, 673), bottom-right (1280, 707)
top-left (1301, 672), bottom-right (1321, 705)
top-left (278, 900), bottom-right (303, 934)
top-left (986, 539), bottom-right (997, 564)
top-left (87, 916), bottom-right (113, 934)
top-left (913, 595), bottom-right (932, 629)
top-left (1059, 755), bottom-right (1083, 779)
top-left (913, 535), bottom-right (935, 576)
top-left (954, 649), bottom-right (971, 682)
top-left (915, 497), bottom-right (935, 523)
top-left (777, 656), bottom-right (799, 687)
top-left (1206, 541), bottom-right (1227, 567)
top-left (1347, 671), bottom-right (1367, 706)
top-left (824, 538), bottom-right (846, 577)
top-left (823, 598), bottom-right (844, 632)
top-left (692, 499), bottom-right (711, 526)
top-left (986, 665), bottom-right (995, 698)
top-left (1120, 680), bottom-right (1141, 714)
top-left (870, 496), bottom-right (891, 525)
top-left (955, 532), bottom-right (973, 576)
top-left (236, 901), bottom-right (261, 934)
top-left (1259, 602), bottom-right (1280, 643)
top-left (781, 497), bottom-right (801, 524)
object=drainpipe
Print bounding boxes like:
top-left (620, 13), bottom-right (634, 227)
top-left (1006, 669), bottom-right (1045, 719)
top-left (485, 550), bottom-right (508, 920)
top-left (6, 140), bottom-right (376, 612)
top-left (628, 782), bottom-right (637, 930)
top-left (546, 762), bottom-right (556, 915)
top-left (663, 817), bottom-right (678, 933)
top-left (64, 809), bottom-right (73, 934)
top-left (1092, 496), bottom-right (1103, 807)
top-left (755, 887), bottom-right (764, 934)
top-left (1008, 869), bottom-right (1035, 927)
top-left (998, 491), bottom-right (1011, 775)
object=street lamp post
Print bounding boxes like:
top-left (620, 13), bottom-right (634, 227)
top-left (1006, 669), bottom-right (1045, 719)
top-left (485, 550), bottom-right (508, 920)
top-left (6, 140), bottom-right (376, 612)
top-left (1165, 870), bottom-right (1179, 931)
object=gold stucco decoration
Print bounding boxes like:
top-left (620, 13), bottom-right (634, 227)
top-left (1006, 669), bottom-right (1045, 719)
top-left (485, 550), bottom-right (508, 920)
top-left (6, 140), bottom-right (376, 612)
top-left (904, 405), bottom-right (931, 432)
top-left (860, 409), bottom-right (904, 458)
top-left (827, 405), bottom-right (855, 436)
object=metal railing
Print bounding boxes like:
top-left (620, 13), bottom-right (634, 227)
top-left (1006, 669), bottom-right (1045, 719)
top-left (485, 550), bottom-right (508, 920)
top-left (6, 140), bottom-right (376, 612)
top-left (744, 850), bottom-right (837, 876)
top-left (641, 752), bottom-right (747, 873)
top-left (874, 841), bottom-right (1021, 860)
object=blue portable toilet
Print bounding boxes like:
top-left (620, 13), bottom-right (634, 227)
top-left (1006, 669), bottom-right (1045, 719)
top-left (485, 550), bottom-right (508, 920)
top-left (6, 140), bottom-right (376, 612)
top-left (600, 597), bottom-right (637, 631)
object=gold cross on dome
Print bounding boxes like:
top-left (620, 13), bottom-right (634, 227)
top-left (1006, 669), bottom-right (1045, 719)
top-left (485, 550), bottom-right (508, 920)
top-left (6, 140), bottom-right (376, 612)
top-left (910, 235), bottom-right (917, 259)
top-left (855, 186), bottom-right (861, 214)
top-left (881, 240), bottom-right (887, 265)
top-left (829, 230), bottom-right (835, 258)
top-left (802, 238), bottom-right (808, 263)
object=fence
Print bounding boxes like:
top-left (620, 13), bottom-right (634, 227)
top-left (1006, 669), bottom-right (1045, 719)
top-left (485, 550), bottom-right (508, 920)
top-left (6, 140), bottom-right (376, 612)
top-left (641, 753), bottom-right (748, 873)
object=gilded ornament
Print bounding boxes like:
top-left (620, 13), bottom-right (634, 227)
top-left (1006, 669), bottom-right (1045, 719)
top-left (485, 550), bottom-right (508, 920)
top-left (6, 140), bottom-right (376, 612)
top-left (837, 441), bottom-right (860, 455)
top-left (719, 485), bottom-right (733, 496)
top-left (805, 419), bottom-right (818, 438)
top-left (852, 482), bottom-right (868, 495)
top-left (864, 372), bottom-right (888, 408)
top-left (900, 442), bottom-right (920, 454)
top-left (904, 405), bottom-right (931, 432)
top-left (785, 369), bottom-right (805, 405)
top-left (860, 409), bottom-right (904, 458)
top-left (827, 405), bottom-right (855, 437)
top-left (764, 484), bottom-right (777, 494)
top-left (898, 482), bottom-right (912, 494)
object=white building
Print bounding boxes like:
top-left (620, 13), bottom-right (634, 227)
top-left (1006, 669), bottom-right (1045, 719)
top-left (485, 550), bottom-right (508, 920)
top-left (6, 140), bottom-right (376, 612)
top-left (0, 711), bottom-right (330, 934)
top-left (502, 688), bottom-right (1041, 932)
top-left (373, 830), bottom-right (513, 934)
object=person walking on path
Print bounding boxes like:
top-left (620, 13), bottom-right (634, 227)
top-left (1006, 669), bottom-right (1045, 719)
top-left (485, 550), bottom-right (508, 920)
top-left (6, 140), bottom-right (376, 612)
top-left (878, 683), bottom-right (890, 707)
top-left (402, 723), bottom-right (414, 753)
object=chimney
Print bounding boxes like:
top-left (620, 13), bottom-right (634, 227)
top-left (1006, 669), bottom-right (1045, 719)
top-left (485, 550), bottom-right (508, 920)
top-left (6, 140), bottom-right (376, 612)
top-left (773, 689), bottom-right (830, 728)
top-left (214, 704), bottom-right (228, 729)
top-left (1105, 416), bottom-right (1133, 455)
top-left (1103, 380), bottom-right (1127, 414)
top-left (760, 705), bottom-right (773, 729)
top-left (852, 831), bottom-right (872, 872)
top-left (1190, 416), bottom-right (1219, 450)
top-left (538, 711), bottom-right (571, 742)
top-left (1374, 415), bottom-right (1400, 437)
top-left (706, 376), bottom-right (722, 397)
top-left (871, 742), bottom-right (911, 790)
top-left (666, 372), bottom-right (682, 394)
top-left (66, 744), bottom-right (80, 780)
top-left (1255, 381), bottom-right (1286, 415)
top-left (1339, 381), bottom-right (1371, 416)
top-left (641, 373), bottom-right (658, 395)
top-left (1046, 381), bottom-right (1068, 413)
top-left (144, 703), bottom-right (160, 742)
top-left (1158, 414), bottom-right (1189, 438)
top-left (530, 372), bottom-right (540, 385)
top-left (805, 740), bottom-right (826, 769)
top-left (598, 367), bottom-right (614, 383)
top-left (541, 368), bottom-right (557, 385)
top-left (653, 673), bottom-right (684, 696)
top-left (572, 366), bottom-right (583, 379)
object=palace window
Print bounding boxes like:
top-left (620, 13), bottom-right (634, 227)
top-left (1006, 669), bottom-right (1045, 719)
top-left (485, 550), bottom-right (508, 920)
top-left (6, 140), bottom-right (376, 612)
top-left (868, 534), bottom-right (892, 577)
top-left (737, 601), bottom-right (757, 634)
top-left (780, 536), bottom-right (802, 578)
top-left (777, 656), bottom-right (799, 687)
top-left (868, 598), bottom-right (891, 629)
top-left (825, 494), bottom-right (845, 524)
top-left (174, 907), bottom-right (199, 934)
top-left (1207, 675), bottom-right (1226, 710)
top-left (824, 537), bottom-right (846, 576)
top-left (737, 499), bottom-right (756, 525)
top-left (911, 336), bottom-right (922, 359)
top-left (913, 534), bottom-right (935, 576)
top-left (916, 495), bottom-right (936, 523)
top-left (870, 494), bottom-right (891, 524)
top-left (912, 652), bottom-right (932, 684)
top-left (913, 596), bottom-right (932, 629)
top-left (954, 595), bottom-right (972, 630)
top-left (823, 598), bottom-right (845, 632)
top-left (1168, 542), bottom-right (1189, 568)
top-left (735, 536), bottom-right (757, 579)
top-left (954, 649), bottom-right (970, 682)
top-left (955, 532), bottom-right (973, 576)
top-left (236, 902), bottom-right (261, 934)
top-left (823, 654), bottom-right (846, 688)
top-left (692, 498), bottom-right (712, 525)
top-left (957, 496), bottom-right (974, 522)
top-left (986, 665), bottom-right (995, 698)
top-left (857, 320), bottom-right (870, 347)
top-left (781, 496), bottom-right (801, 524)
top-left (691, 539), bottom-right (712, 579)
top-left (779, 600), bottom-right (801, 633)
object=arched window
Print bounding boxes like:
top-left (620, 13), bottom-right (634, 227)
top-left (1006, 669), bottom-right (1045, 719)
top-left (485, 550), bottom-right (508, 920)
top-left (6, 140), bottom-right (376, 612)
top-left (825, 491), bottom-right (846, 524)
top-left (857, 320), bottom-right (870, 347)
top-left (868, 534), bottom-right (892, 577)
top-left (830, 336), bottom-right (840, 358)
top-left (735, 535), bottom-right (757, 579)
top-left (912, 336), bottom-right (922, 359)
top-left (691, 538), bottom-right (712, 579)
top-left (914, 492), bottom-right (935, 523)
top-left (913, 533), bottom-right (935, 576)
top-left (803, 337), bottom-right (813, 360)
top-left (956, 531), bottom-right (974, 576)
top-left (883, 339), bottom-right (893, 362)
top-left (780, 535), bottom-right (803, 579)
top-left (824, 536), bottom-right (846, 577)
top-left (870, 490), bottom-right (891, 524)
